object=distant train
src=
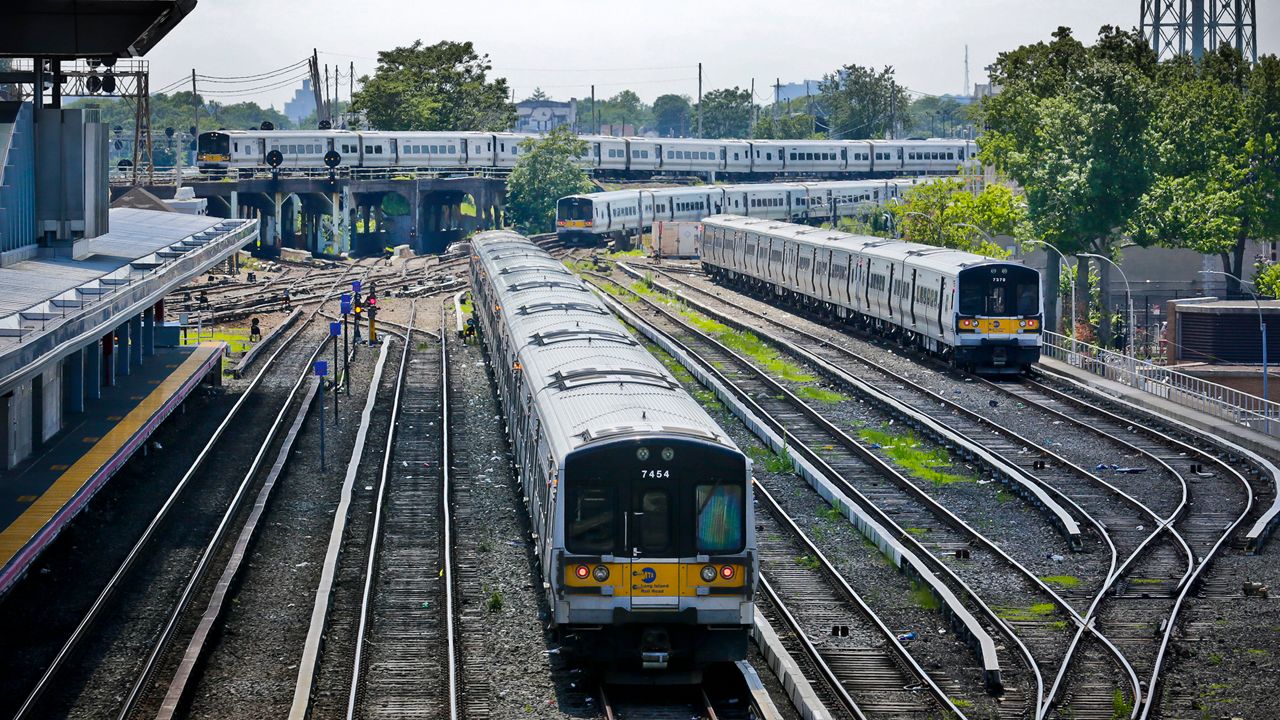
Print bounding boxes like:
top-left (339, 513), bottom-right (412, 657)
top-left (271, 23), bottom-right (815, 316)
top-left (557, 177), bottom-right (933, 244)
top-left (197, 129), bottom-right (976, 178)
top-left (699, 215), bottom-right (1042, 373)
top-left (469, 230), bottom-right (756, 676)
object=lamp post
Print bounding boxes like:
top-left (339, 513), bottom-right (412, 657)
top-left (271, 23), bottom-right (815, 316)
top-left (1200, 269), bottom-right (1268, 405)
top-left (1079, 252), bottom-right (1134, 370)
top-left (1025, 239), bottom-right (1076, 353)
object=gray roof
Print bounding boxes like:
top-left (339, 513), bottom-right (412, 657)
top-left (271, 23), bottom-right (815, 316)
top-left (472, 230), bottom-right (735, 460)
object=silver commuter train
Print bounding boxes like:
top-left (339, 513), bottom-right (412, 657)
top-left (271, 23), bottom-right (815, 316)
top-left (469, 230), bottom-right (756, 675)
top-left (197, 128), bottom-right (976, 177)
top-left (556, 178), bottom-right (926, 244)
top-left (699, 215), bottom-right (1043, 372)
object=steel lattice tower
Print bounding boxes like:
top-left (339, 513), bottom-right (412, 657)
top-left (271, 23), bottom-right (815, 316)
top-left (1141, 0), bottom-right (1257, 63)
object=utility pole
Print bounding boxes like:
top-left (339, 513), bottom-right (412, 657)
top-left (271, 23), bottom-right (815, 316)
top-left (696, 62), bottom-right (703, 138)
top-left (590, 84), bottom-right (596, 134)
top-left (750, 77), bottom-right (756, 135)
top-left (888, 79), bottom-right (896, 139)
top-left (310, 49), bottom-right (325, 125)
top-left (191, 69), bottom-right (198, 150)
top-left (773, 78), bottom-right (781, 123)
top-left (324, 64), bottom-right (331, 120)
top-left (964, 44), bottom-right (970, 96)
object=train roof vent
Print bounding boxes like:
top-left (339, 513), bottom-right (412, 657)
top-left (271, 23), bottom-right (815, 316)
top-left (581, 424), bottom-right (720, 443)
top-left (507, 280), bottom-right (587, 294)
top-left (531, 328), bottom-right (635, 347)
top-left (549, 367), bottom-right (679, 392)
top-left (906, 247), bottom-right (955, 256)
top-left (517, 301), bottom-right (606, 316)
top-left (500, 263), bottom-right (570, 276)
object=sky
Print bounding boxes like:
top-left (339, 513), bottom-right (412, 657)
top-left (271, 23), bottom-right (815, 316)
top-left (142, 0), bottom-right (1280, 109)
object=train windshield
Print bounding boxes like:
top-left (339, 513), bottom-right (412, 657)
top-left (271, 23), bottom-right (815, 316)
top-left (558, 197), bottom-right (592, 222)
top-left (958, 265), bottom-right (1040, 316)
top-left (564, 440), bottom-right (747, 556)
top-left (198, 132), bottom-right (229, 157)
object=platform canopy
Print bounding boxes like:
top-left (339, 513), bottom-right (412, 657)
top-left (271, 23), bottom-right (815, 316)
top-left (0, 0), bottom-right (196, 59)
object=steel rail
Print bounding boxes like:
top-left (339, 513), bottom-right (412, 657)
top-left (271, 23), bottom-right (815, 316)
top-left (754, 479), bottom-right (965, 719)
top-left (1018, 374), bottom-right (1257, 719)
top-left (440, 306), bottom-right (462, 720)
top-left (592, 283), bottom-right (1024, 704)
top-left (11, 263), bottom-right (363, 720)
top-left (627, 263), bottom-right (1197, 718)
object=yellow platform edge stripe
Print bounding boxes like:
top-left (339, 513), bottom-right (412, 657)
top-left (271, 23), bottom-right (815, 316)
top-left (0, 343), bottom-right (224, 572)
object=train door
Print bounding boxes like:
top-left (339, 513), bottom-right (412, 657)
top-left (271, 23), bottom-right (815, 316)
top-left (719, 147), bottom-right (727, 171)
top-left (886, 264), bottom-right (895, 319)
top-left (593, 142), bottom-right (602, 168)
top-left (628, 476), bottom-right (679, 610)
top-left (909, 269), bottom-right (918, 327)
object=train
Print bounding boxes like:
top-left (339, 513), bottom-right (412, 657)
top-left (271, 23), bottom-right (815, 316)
top-left (469, 229), bottom-right (757, 677)
top-left (699, 215), bottom-right (1042, 373)
top-left (197, 128), bottom-right (976, 178)
top-left (556, 177), bottom-right (932, 244)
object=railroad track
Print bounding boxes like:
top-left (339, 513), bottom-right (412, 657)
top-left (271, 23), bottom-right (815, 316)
top-left (588, 275), bottom-right (1059, 715)
top-left (626, 260), bottom-right (1267, 720)
top-left (338, 305), bottom-right (459, 719)
top-left (753, 479), bottom-right (956, 719)
top-left (8, 265), bottom-right (363, 720)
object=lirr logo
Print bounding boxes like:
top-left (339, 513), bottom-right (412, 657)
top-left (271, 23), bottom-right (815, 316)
top-left (641, 567), bottom-right (657, 584)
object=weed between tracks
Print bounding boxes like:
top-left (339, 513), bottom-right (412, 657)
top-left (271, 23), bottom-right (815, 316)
top-left (1040, 575), bottom-right (1081, 589)
top-left (992, 602), bottom-right (1057, 622)
top-left (746, 445), bottom-right (794, 474)
top-left (855, 423), bottom-right (975, 486)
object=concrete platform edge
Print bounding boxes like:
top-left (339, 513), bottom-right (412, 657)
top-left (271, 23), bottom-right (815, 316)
top-left (751, 608), bottom-right (833, 720)
top-left (0, 344), bottom-right (224, 596)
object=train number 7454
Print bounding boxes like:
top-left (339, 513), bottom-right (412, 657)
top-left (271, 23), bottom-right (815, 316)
top-left (640, 469), bottom-right (671, 479)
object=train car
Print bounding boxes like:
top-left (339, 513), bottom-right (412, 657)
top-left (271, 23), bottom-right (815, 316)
top-left (469, 230), bottom-right (756, 677)
top-left (699, 215), bottom-right (1041, 372)
top-left (555, 178), bottom-right (927, 245)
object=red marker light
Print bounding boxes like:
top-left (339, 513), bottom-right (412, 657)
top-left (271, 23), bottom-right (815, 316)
top-left (720, 565), bottom-right (735, 580)
top-left (575, 564), bottom-right (590, 579)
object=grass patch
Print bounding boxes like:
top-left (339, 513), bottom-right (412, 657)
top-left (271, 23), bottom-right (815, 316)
top-left (819, 502), bottom-right (844, 521)
top-left (1129, 577), bottom-right (1163, 584)
top-left (911, 584), bottom-right (940, 611)
top-left (459, 295), bottom-right (474, 315)
top-left (653, 349), bottom-right (696, 384)
top-left (950, 698), bottom-right (973, 709)
top-left (211, 328), bottom-right (253, 354)
top-left (856, 423), bottom-right (975, 486)
top-left (995, 488), bottom-right (1014, 503)
top-left (486, 590), bottom-right (504, 612)
top-left (905, 527), bottom-right (929, 537)
top-left (607, 248), bottom-right (645, 258)
top-left (993, 603), bottom-right (1057, 622)
top-left (1208, 652), bottom-right (1224, 665)
top-left (795, 554), bottom-right (820, 571)
top-left (746, 445), bottom-right (794, 474)
top-left (1041, 575), bottom-right (1081, 589)
top-left (1247, 648), bottom-right (1267, 655)
top-left (1112, 690), bottom-right (1133, 720)
top-left (797, 385), bottom-right (847, 404)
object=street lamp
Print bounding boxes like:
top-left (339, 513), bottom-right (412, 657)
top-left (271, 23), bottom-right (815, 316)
top-left (1200, 269), bottom-right (1269, 404)
top-left (1024, 239), bottom-right (1076, 352)
top-left (1079, 253), bottom-right (1134, 364)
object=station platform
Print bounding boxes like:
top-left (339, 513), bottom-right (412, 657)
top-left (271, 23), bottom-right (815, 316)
top-left (0, 342), bottom-right (225, 595)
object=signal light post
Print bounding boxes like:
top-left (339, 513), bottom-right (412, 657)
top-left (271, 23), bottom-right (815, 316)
top-left (340, 293), bottom-right (352, 395)
top-left (314, 360), bottom-right (328, 470)
top-left (329, 321), bottom-right (341, 421)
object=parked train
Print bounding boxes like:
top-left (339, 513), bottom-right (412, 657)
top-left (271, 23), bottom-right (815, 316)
top-left (557, 177), bottom-right (931, 244)
top-left (197, 128), bottom-right (975, 177)
top-left (699, 215), bottom-right (1042, 372)
top-left (469, 230), bottom-right (756, 675)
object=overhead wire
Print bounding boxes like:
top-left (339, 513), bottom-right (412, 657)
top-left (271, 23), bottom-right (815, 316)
top-left (194, 58), bottom-right (310, 82)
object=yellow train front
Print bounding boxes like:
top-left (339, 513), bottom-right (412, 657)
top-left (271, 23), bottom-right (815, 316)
top-left (552, 435), bottom-right (754, 678)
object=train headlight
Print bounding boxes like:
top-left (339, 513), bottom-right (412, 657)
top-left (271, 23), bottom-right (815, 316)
top-left (575, 564), bottom-right (590, 580)
top-left (661, 447), bottom-right (675, 461)
top-left (720, 565), bottom-right (736, 580)
top-left (592, 565), bottom-right (610, 582)
top-left (636, 447), bottom-right (650, 461)
top-left (700, 565), bottom-right (717, 582)
top-left (1019, 320), bottom-right (1027, 327)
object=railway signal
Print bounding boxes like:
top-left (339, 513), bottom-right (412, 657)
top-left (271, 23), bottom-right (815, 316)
top-left (314, 361), bottom-right (328, 470)
top-left (340, 293), bottom-right (352, 395)
top-left (329, 322), bottom-right (341, 422)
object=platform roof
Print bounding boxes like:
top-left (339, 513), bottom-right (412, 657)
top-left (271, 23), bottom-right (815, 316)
top-left (0, 1), bottom-right (196, 59)
top-left (0, 207), bottom-right (256, 395)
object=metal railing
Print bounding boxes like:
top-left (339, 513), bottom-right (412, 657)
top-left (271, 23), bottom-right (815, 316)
top-left (1041, 330), bottom-right (1280, 435)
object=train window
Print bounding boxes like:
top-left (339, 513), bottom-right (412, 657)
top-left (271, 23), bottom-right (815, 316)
top-left (733, 152), bottom-right (739, 160)
top-left (567, 481), bottom-right (617, 553)
top-left (695, 483), bottom-right (744, 552)
top-left (449, 145), bottom-right (456, 153)
top-left (635, 489), bottom-right (671, 553)
top-left (767, 152), bottom-right (773, 160)
top-left (789, 153), bottom-right (796, 161)
top-left (667, 151), bottom-right (674, 159)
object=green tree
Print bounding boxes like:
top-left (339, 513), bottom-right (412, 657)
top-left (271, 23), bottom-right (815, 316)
top-left (819, 64), bottom-right (909, 139)
top-left (525, 87), bottom-right (548, 102)
top-left (890, 178), bottom-right (1024, 258)
top-left (753, 104), bottom-right (821, 139)
top-left (979, 25), bottom-right (1158, 342)
top-left (1129, 48), bottom-right (1280, 293)
top-left (506, 126), bottom-right (595, 234)
top-left (652, 93), bottom-right (692, 136)
top-left (351, 40), bottom-right (514, 131)
top-left (697, 87), bottom-right (752, 138)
